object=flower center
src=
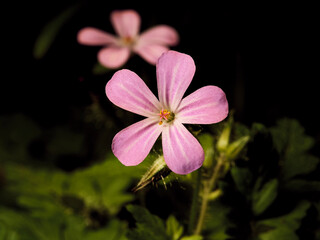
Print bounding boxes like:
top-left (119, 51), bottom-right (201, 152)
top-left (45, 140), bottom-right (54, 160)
top-left (120, 36), bottom-right (135, 47)
top-left (158, 109), bottom-right (175, 125)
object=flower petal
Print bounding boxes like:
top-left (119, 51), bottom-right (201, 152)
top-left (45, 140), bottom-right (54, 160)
top-left (98, 47), bottom-right (130, 69)
top-left (138, 25), bottom-right (179, 46)
top-left (112, 118), bottom-right (163, 166)
top-left (156, 51), bottom-right (196, 112)
top-left (77, 27), bottom-right (117, 45)
top-left (162, 121), bottom-right (204, 174)
top-left (106, 69), bottom-right (161, 117)
top-left (134, 44), bottom-right (169, 65)
top-left (177, 86), bottom-right (229, 124)
top-left (111, 10), bottom-right (140, 38)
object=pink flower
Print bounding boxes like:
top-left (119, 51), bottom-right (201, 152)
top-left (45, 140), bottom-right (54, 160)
top-left (77, 9), bottom-right (179, 69)
top-left (105, 51), bottom-right (229, 174)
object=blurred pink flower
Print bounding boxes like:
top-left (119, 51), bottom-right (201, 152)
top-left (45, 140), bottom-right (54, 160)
top-left (77, 9), bottom-right (179, 69)
top-left (105, 51), bottom-right (229, 174)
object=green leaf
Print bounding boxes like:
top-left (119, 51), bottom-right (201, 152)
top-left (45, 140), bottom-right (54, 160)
top-left (230, 167), bottom-right (253, 198)
top-left (92, 62), bottom-right (112, 75)
top-left (166, 215), bottom-right (184, 240)
top-left (4, 153), bottom-right (146, 216)
top-left (33, 4), bottom-right (80, 59)
top-left (270, 118), bottom-right (319, 180)
top-left (270, 119), bottom-right (314, 155)
top-left (126, 205), bottom-right (170, 240)
top-left (203, 199), bottom-right (233, 240)
top-left (252, 178), bottom-right (278, 216)
top-left (180, 236), bottom-right (203, 240)
top-left (250, 122), bottom-right (268, 136)
top-left (0, 205), bottom-right (127, 240)
top-left (283, 179), bottom-right (320, 193)
top-left (281, 154), bottom-right (319, 180)
top-left (68, 154), bottom-right (147, 214)
top-left (82, 220), bottom-right (128, 240)
top-left (256, 201), bottom-right (311, 240)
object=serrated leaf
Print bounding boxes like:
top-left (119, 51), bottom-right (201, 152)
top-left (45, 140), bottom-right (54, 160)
top-left (252, 178), bottom-right (278, 216)
top-left (126, 205), bottom-right (170, 240)
top-left (166, 215), bottom-right (184, 240)
top-left (256, 201), bottom-right (311, 240)
top-left (270, 119), bottom-right (314, 155)
top-left (68, 154), bottom-right (147, 214)
top-left (82, 220), bottom-right (128, 240)
top-left (0, 205), bottom-right (127, 240)
top-left (4, 153), bottom-right (146, 216)
top-left (282, 154), bottom-right (319, 180)
top-left (270, 118), bottom-right (319, 180)
top-left (203, 199), bottom-right (233, 240)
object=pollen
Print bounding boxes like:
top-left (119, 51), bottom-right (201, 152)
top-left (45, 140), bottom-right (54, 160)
top-left (158, 109), bottom-right (174, 125)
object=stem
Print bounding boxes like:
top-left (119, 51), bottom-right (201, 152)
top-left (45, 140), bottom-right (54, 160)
top-left (194, 157), bottom-right (224, 235)
top-left (188, 168), bottom-right (202, 234)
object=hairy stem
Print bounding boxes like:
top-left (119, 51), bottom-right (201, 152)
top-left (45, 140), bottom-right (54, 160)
top-left (188, 168), bottom-right (202, 234)
top-left (194, 156), bottom-right (224, 235)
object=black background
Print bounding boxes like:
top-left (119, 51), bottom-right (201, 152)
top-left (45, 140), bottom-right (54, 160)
top-left (4, 1), bottom-right (319, 157)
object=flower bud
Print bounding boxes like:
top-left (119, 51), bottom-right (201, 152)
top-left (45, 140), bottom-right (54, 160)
top-left (208, 189), bottom-right (223, 201)
top-left (216, 124), bottom-right (231, 152)
top-left (225, 136), bottom-right (250, 161)
top-left (133, 156), bottom-right (170, 192)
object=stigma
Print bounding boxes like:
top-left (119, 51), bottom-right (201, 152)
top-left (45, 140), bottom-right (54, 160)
top-left (158, 109), bottom-right (174, 125)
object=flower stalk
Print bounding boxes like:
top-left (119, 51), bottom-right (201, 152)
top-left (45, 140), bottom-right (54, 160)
top-left (188, 168), bottom-right (202, 234)
top-left (193, 154), bottom-right (226, 235)
top-left (189, 116), bottom-right (250, 235)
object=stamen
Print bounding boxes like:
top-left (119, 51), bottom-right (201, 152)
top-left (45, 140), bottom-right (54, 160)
top-left (158, 109), bottom-right (174, 125)
top-left (121, 36), bottom-right (135, 47)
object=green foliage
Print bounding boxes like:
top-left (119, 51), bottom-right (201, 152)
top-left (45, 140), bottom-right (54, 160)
top-left (252, 178), bottom-right (278, 216)
top-left (203, 200), bottom-right (233, 240)
top-left (166, 215), bottom-right (184, 240)
top-left (126, 205), bottom-right (203, 240)
top-left (225, 135), bottom-right (250, 161)
top-left (0, 205), bottom-right (127, 240)
top-left (92, 62), bottom-right (112, 75)
top-left (126, 205), bottom-right (170, 240)
top-left (0, 152), bottom-right (147, 240)
top-left (270, 118), bottom-right (319, 180)
top-left (180, 236), bottom-right (203, 240)
top-left (256, 201), bottom-right (311, 240)
top-left (4, 153), bottom-right (146, 215)
top-left (230, 167), bottom-right (253, 198)
top-left (229, 119), bottom-right (319, 239)
top-left (1, 117), bottom-right (318, 240)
